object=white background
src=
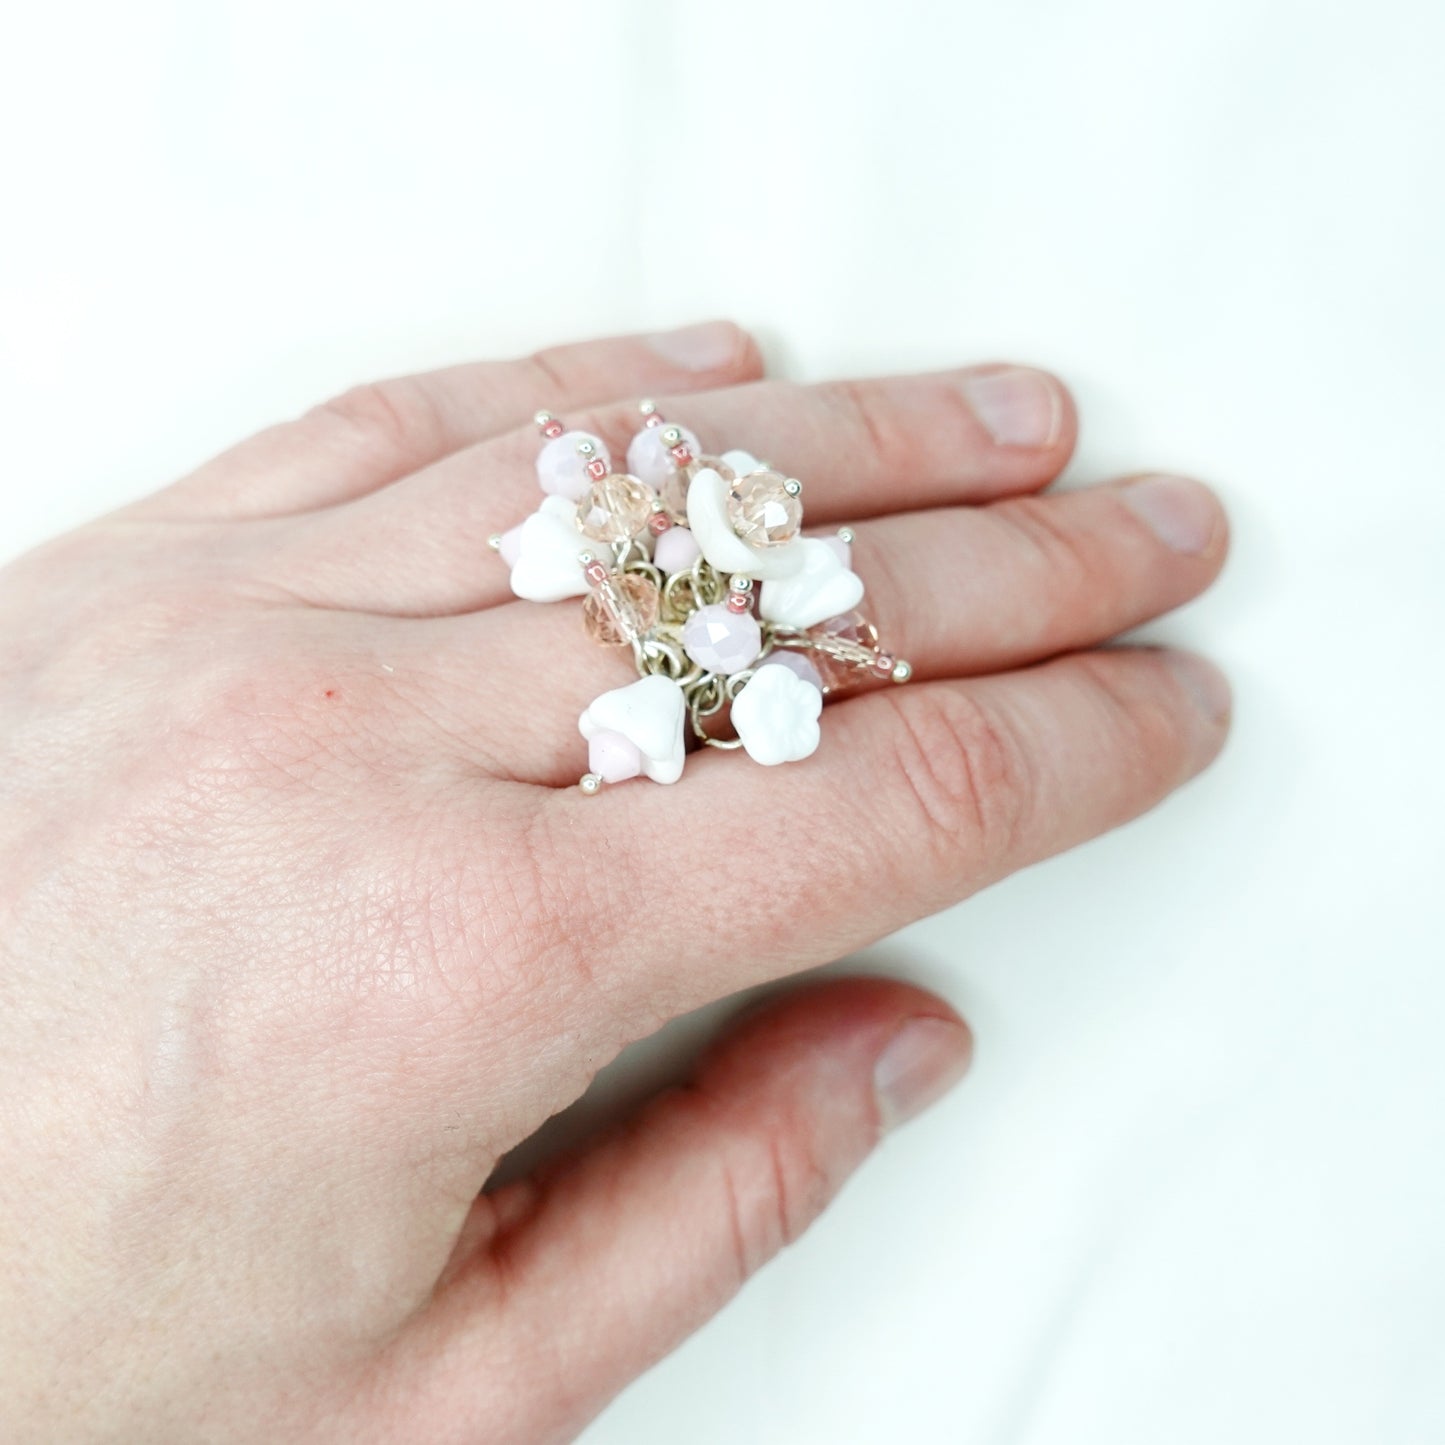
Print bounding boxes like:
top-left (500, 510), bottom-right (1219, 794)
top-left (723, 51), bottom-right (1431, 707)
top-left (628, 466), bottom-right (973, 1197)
top-left (3, 2), bottom-right (1443, 1441)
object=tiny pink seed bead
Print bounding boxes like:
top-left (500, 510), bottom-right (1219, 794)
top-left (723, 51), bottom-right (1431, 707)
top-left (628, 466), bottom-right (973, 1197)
top-left (726, 591), bottom-right (751, 614)
top-left (584, 561), bottom-right (609, 584)
top-left (542, 421), bottom-right (563, 438)
top-left (644, 413), bottom-right (664, 428)
top-left (873, 654), bottom-right (895, 677)
top-left (648, 512), bottom-right (672, 535)
top-left (586, 458), bottom-right (608, 480)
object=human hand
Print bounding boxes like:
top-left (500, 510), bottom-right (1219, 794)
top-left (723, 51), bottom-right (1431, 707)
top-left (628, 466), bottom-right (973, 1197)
top-left (0, 321), bottom-right (1229, 1442)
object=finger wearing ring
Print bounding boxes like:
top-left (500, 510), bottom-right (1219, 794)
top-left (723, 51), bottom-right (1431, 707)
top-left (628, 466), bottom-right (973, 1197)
top-left (490, 402), bottom-right (912, 791)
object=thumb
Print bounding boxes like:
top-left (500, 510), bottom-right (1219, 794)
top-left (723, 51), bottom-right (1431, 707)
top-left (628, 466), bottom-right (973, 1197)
top-left (412, 975), bottom-right (971, 1442)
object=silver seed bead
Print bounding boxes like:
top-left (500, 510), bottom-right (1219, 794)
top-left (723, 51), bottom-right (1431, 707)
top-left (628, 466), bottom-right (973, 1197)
top-left (579, 773), bottom-right (603, 795)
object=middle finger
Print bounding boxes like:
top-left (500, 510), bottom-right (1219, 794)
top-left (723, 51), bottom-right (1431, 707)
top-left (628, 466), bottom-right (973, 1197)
top-left (262, 363), bottom-right (1074, 617)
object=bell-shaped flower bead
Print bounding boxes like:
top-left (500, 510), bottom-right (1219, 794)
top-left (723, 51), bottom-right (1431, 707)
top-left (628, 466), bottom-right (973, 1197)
top-left (578, 674), bottom-right (687, 784)
top-left (758, 537), bottom-right (865, 631)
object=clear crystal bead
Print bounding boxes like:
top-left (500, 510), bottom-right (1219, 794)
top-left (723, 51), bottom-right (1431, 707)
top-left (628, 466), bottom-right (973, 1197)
top-left (582, 573), bottom-right (660, 645)
top-left (661, 455), bottom-right (736, 524)
top-left (576, 473), bottom-right (656, 543)
top-left (727, 469), bottom-right (802, 547)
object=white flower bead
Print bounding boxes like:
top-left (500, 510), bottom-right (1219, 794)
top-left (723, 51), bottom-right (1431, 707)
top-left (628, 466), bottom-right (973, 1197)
top-left (758, 537), bottom-right (865, 631)
top-left (578, 675), bottom-right (687, 784)
top-left (731, 664), bottom-right (823, 766)
top-left (508, 495), bottom-right (590, 603)
top-left (685, 468), bottom-right (805, 581)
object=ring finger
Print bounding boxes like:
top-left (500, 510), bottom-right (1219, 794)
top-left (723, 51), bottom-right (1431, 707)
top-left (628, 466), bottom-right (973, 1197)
top-left (407, 470), bottom-right (1228, 786)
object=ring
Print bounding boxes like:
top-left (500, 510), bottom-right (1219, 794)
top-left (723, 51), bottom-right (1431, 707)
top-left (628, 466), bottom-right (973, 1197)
top-left (488, 400), bottom-right (911, 792)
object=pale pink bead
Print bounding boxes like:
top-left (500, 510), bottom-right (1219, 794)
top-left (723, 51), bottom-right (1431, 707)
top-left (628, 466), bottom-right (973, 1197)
top-left (537, 431), bottom-right (609, 500)
top-left (588, 729), bottom-right (643, 783)
top-left (497, 523), bottom-right (524, 568)
top-left (627, 423), bottom-right (701, 487)
top-left (760, 649), bottom-right (824, 692)
top-left (682, 603), bottom-right (762, 675)
top-left (653, 525), bottom-right (701, 573)
top-left (820, 533), bottom-right (853, 568)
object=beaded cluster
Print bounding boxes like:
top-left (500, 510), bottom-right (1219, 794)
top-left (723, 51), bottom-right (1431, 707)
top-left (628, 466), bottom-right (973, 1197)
top-left (489, 401), bottom-right (911, 791)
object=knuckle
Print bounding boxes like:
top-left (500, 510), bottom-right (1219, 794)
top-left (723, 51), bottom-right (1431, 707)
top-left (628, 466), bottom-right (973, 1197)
top-left (883, 688), bottom-right (1030, 866)
top-left (830, 377), bottom-right (901, 463)
top-left (524, 345), bottom-right (570, 395)
top-left (716, 1116), bottom-right (837, 1284)
top-left (999, 495), bottom-right (1099, 600)
top-left (1074, 653), bottom-right (1183, 784)
top-left (310, 377), bottom-right (439, 457)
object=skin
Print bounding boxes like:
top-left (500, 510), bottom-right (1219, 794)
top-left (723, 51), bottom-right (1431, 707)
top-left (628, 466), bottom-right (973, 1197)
top-left (0, 322), bottom-right (1230, 1443)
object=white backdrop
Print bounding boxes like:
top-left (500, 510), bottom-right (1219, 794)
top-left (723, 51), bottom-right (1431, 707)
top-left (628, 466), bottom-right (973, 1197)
top-left (2, 3), bottom-right (1442, 1441)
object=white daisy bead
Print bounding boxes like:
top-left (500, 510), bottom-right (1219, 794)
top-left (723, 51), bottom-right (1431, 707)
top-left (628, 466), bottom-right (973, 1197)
top-left (731, 664), bottom-right (823, 766)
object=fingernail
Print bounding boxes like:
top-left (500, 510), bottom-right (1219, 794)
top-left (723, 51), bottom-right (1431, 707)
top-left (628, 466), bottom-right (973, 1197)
top-left (646, 319), bottom-right (745, 372)
top-left (873, 1017), bottom-right (972, 1133)
top-left (1164, 649), bottom-right (1233, 727)
top-left (960, 366), bottom-right (1063, 448)
top-left (1122, 475), bottom-right (1220, 555)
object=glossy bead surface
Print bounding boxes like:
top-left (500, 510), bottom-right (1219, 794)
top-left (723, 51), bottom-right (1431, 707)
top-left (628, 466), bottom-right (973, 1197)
top-left (727, 469), bottom-right (803, 547)
top-left (576, 473), bottom-right (656, 543)
top-left (537, 431), bottom-right (609, 500)
top-left (627, 423), bottom-right (700, 488)
top-left (682, 603), bottom-right (762, 675)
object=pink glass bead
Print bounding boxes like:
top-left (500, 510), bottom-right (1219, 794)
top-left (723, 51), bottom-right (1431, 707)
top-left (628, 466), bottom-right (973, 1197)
top-left (497, 522), bottom-right (524, 568)
top-left (627, 423), bottom-right (701, 488)
top-left (727, 469), bottom-right (803, 547)
top-left (653, 525), bottom-right (701, 573)
top-left (760, 649), bottom-right (824, 692)
top-left (682, 603), bottom-right (762, 675)
top-left (537, 431), bottom-right (609, 500)
top-left (648, 510), bottom-right (672, 536)
top-left (588, 728), bottom-right (643, 783)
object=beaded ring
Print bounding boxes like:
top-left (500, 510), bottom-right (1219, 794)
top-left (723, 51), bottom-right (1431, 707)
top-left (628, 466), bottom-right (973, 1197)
top-left (489, 401), bottom-right (911, 792)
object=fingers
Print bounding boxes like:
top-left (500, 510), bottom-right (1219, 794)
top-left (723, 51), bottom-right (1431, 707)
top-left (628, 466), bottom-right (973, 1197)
top-left (413, 472), bottom-right (1227, 788)
top-left (136, 320), bottom-right (763, 521)
top-left (851, 472), bottom-right (1229, 680)
top-left (564, 646), bottom-right (1231, 1023)
top-left (402, 977), bottom-right (970, 1443)
top-left (269, 362), bottom-right (1075, 616)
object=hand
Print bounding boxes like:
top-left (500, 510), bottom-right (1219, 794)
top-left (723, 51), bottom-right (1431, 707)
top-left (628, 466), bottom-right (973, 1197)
top-left (0, 321), bottom-right (1229, 1442)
